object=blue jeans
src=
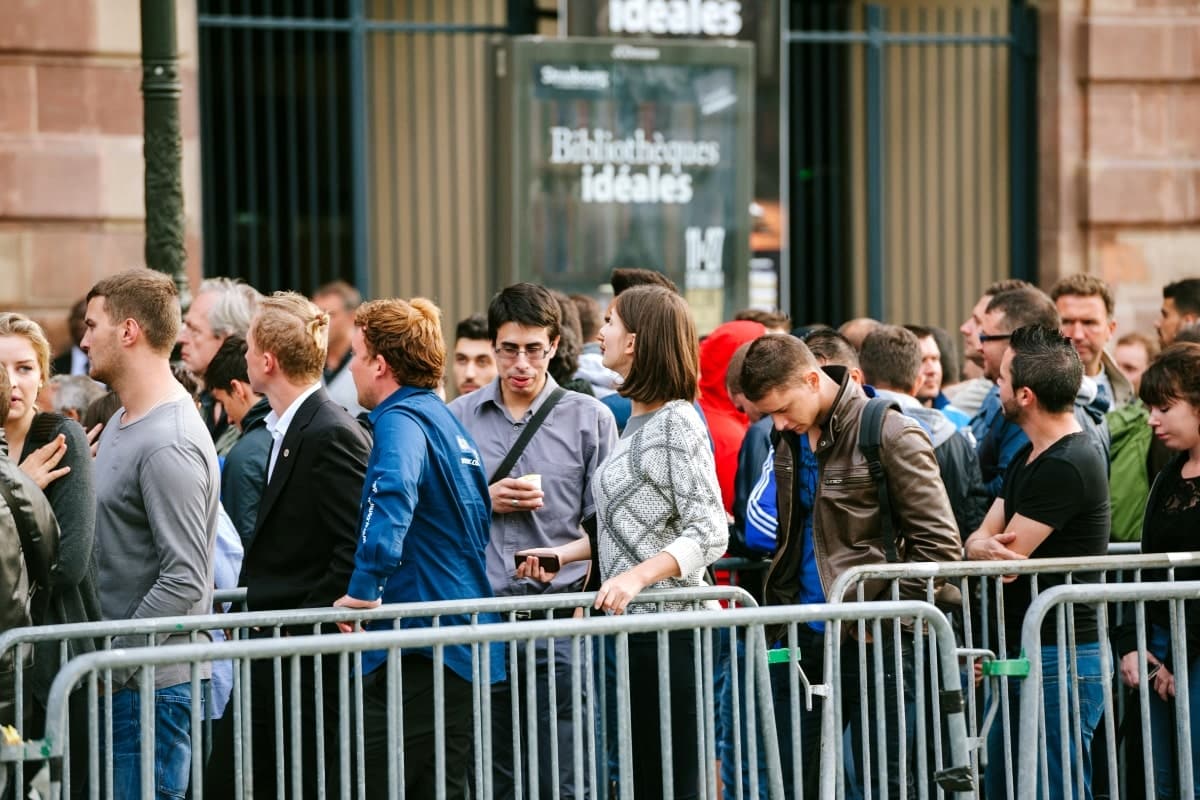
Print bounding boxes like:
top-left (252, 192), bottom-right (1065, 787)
top-left (985, 642), bottom-right (1105, 800)
top-left (1145, 625), bottom-right (1200, 800)
top-left (109, 681), bottom-right (196, 800)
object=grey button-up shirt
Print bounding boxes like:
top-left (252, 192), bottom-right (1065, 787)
top-left (448, 374), bottom-right (618, 596)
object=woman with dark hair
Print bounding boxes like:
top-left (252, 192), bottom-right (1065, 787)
top-left (1115, 342), bottom-right (1200, 800)
top-left (517, 285), bottom-right (727, 798)
top-left (534, 286), bottom-right (726, 793)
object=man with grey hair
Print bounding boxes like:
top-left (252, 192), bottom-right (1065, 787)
top-left (178, 277), bottom-right (262, 453)
top-left (47, 374), bottom-right (106, 421)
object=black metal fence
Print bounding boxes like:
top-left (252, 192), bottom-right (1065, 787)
top-left (780, 0), bottom-right (1037, 330)
top-left (197, 0), bottom-right (539, 308)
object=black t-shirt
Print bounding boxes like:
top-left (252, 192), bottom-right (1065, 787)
top-left (1001, 432), bottom-right (1110, 645)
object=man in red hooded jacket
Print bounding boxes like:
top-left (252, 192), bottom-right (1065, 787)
top-left (698, 319), bottom-right (767, 514)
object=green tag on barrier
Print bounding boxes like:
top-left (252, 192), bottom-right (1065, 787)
top-left (767, 647), bottom-right (799, 665)
top-left (982, 658), bottom-right (1030, 677)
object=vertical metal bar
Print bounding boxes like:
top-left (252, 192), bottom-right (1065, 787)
top-left (222, 0), bottom-right (239, 278)
top-left (434, 645), bottom-right (447, 800)
top-left (349, 0), bottom-right (370, 292)
top-left (525, 639), bottom-right (540, 800)
top-left (899, 8), bottom-right (912, 323)
top-left (305, 0), bottom-right (320, 290)
top-left (918, 7), bottom-right (929, 329)
top-left (1174, 599), bottom-right (1196, 799)
top-left (140, 668), bottom-right (155, 800)
top-left (571, 636), bottom-right (585, 800)
top-left (864, 4), bottom-right (885, 321)
top-left (285, 5), bottom-right (302, 291)
top-left (657, 631), bottom-right (674, 799)
top-left (992, 8), bottom-right (1001, 286)
top-left (778, 0), bottom-right (791, 316)
top-left (828, 2), bottom-right (847, 323)
top-left (198, 20), bottom-right (217, 279)
top-left (264, 18), bottom-right (282, 291)
top-left (407, 0), bottom-right (421, 298)
top-left (615, 634), bottom-right (634, 800)
top-left (190, 664), bottom-right (204, 799)
top-left (289, 656), bottom-right (303, 797)
top-left (388, 0), bottom-right (400, 295)
top-left (702, 628), bottom-right (718, 800)
top-left (242, 22), bottom-right (261, 289)
top-left (387, 652), bottom-right (401, 800)
top-left (812, 4), bottom-right (827, 320)
top-left (327, 17), bottom-right (341, 281)
top-left (1009, 4), bottom-right (1035, 282)
top-left (955, 7), bottom-right (965, 330)
top-left (427, 0), bottom-right (443, 307)
top-left (973, 7), bottom-right (984, 323)
top-left (445, 0), bottom-right (460, 313)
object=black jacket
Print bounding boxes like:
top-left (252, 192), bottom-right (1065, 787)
top-left (239, 388), bottom-right (372, 611)
top-left (221, 397), bottom-right (273, 548)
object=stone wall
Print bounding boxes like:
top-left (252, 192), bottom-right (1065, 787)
top-left (0, 0), bottom-right (201, 353)
top-left (1041, 0), bottom-right (1200, 338)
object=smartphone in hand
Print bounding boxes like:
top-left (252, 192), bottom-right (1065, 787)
top-left (515, 552), bottom-right (561, 573)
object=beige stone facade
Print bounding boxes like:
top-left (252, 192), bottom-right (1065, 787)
top-left (0, 0), bottom-right (201, 353)
top-left (0, 1), bottom-right (1196, 350)
top-left (1041, 0), bottom-right (1200, 338)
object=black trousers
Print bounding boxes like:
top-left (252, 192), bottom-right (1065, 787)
top-left (360, 655), bottom-right (475, 800)
top-left (625, 630), bottom-right (701, 800)
top-left (204, 654), bottom-right (342, 799)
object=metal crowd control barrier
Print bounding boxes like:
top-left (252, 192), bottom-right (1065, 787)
top-left (8, 599), bottom-right (975, 800)
top-left (827, 551), bottom-right (1200, 799)
top-left (0, 586), bottom-right (754, 800)
top-left (1014, 581), bottom-right (1200, 800)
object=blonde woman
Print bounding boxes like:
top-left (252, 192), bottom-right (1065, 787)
top-left (0, 312), bottom-right (99, 796)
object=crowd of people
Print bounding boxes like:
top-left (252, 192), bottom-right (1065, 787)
top-left (1, 267), bottom-right (1200, 800)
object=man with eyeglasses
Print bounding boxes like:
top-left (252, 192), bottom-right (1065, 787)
top-left (448, 282), bottom-right (617, 800)
top-left (970, 287), bottom-right (1106, 500)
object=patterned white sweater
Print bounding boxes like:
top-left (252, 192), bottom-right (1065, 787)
top-left (593, 400), bottom-right (729, 612)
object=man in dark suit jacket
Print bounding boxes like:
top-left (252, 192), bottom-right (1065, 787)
top-left (205, 291), bottom-right (371, 799)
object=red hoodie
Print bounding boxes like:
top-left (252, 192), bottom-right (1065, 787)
top-left (698, 320), bottom-right (767, 514)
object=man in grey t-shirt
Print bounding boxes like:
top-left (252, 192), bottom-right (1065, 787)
top-left (83, 269), bottom-right (219, 800)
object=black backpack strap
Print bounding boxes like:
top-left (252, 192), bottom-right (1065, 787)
top-left (859, 398), bottom-right (902, 563)
top-left (489, 387), bottom-right (567, 484)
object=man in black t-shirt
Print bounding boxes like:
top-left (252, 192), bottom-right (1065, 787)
top-left (965, 325), bottom-right (1110, 800)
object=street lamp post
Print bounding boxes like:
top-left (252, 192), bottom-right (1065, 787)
top-left (140, 0), bottom-right (191, 307)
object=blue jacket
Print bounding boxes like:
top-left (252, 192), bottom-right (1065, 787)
top-left (350, 386), bottom-right (504, 683)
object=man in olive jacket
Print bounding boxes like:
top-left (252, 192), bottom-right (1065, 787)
top-left (740, 334), bottom-right (962, 800)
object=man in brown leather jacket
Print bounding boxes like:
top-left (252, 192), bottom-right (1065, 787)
top-left (740, 334), bottom-right (961, 799)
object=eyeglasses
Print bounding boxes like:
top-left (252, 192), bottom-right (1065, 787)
top-left (494, 343), bottom-right (550, 362)
top-left (978, 332), bottom-right (1012, 343)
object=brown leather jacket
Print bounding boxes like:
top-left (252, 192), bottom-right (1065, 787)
top-left (765, 368), bottom-right (962, 609)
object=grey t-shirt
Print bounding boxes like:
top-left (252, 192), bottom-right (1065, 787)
top-left (95, 394), bottom-right (219, 687)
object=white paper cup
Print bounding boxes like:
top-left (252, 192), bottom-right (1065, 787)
top-left (519, 473), bottom-right (542, 491)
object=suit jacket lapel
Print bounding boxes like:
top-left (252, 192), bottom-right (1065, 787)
top-left (252, 388), bottom-right (327, 539)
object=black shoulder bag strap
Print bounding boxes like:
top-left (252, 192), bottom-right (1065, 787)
top-left (488, 387), bottom-right (567, 485)
top-left (859, 398), bottom-right (902, 563)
